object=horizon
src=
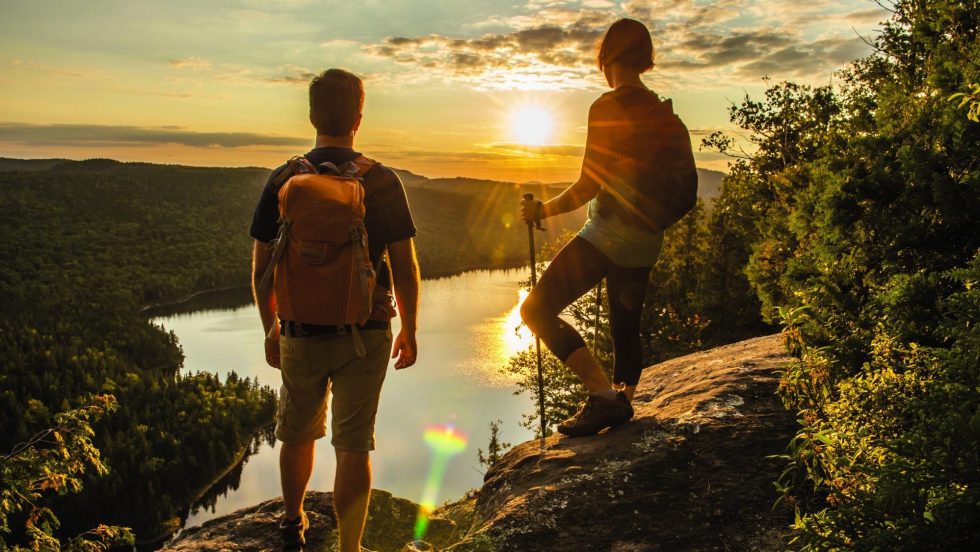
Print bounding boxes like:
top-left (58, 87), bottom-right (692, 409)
top-left (0, 1), bottom-right (889, 181)
top-left (0, 154), bottom-right (729, 184)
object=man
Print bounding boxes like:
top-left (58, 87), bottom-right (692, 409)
top-left (250, 68), bottom-right (420, 552)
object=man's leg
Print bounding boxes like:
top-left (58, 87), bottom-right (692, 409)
top-left (334, 449), bottom-right (372, 552)
top-left (328, 329), bottom-right (392, 551)
top-left (275, 332), bottom-right (332, 547)
top-left (280, 441), bottom-right (315, 519)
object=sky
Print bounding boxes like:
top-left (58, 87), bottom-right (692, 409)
top-left (0, 0), bottom-right (889, 181)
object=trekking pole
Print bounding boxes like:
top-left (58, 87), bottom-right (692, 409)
top-left (522, 192), bottom-right (547, 449)
top-left (592, 281), bottom-right (602, 354)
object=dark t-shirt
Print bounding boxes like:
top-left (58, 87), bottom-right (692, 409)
top-left (249, 146), bottom-right (417, 316)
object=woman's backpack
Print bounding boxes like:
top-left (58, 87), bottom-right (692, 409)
top-left (599, 94), bottom-right (699, 232)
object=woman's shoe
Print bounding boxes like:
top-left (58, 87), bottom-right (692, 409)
top-left (557, 391), bottom-right (633, 437)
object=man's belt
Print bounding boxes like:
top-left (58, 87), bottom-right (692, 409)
top-left (280, 319), bottom-right (390, 338)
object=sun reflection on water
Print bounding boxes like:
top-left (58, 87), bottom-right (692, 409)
top-left (501, 288), bottom-right (533, 360)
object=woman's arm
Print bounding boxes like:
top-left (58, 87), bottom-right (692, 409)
top-left (522, 100), bottom-right (608, 222)
top-left (539, 174), bottom-right (600, 218)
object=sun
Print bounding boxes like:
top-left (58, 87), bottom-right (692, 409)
top-left (510, 106), bottom-right (553, 145)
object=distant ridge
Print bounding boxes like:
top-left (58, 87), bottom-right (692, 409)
top-left (0, 157), bottom-right (71, 171)
top-left (1, 157), bottom-right (726, 200)
top-left (0, 157), bottom-right (271, 173)
top-left (390, 167), bottom-right (428, 186)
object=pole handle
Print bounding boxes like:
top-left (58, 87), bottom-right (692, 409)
top-left (522, 193), bottom-right (544, 230)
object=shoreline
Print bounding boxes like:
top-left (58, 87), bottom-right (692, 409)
top-left (140, 262), bottom-right (532, 316)
top-left (138, 424), bottom-right (274, 547)
top-left (139, 285), bottom-right (248, 315)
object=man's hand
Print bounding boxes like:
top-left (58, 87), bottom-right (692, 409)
top-left (265, 335), bottom-right (281, 369)
top-left (388, 237), bottom-right (420, 370)
top-left (391, 330), bottom-right (417, 369)
top-left (253, 240), bottom-right (281, 370)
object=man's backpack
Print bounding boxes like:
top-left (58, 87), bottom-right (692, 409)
top-left (257, 155), bottom-right (378, 327)
top-left (599, 94), bottom-right (698, 232)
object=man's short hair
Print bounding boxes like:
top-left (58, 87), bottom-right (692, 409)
top-left (309, 69), bottom-right (364, 136)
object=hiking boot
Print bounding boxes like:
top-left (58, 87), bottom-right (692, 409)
top-left (557, 391), bottom-right (634, 437)
top-left (279, 512), bottom-right (309, 551)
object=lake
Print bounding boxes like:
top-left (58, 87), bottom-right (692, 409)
top-left (151, 269), bottom-right (538, 532)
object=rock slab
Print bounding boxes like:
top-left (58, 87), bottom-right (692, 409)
top-left (166, 334), bottom-right (795, 551)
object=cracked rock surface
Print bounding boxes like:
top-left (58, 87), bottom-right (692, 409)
top-left (459, 334), bottom-right (796, 552)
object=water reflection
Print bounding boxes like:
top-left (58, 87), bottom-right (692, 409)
top-left (501, 289), bottom-right (533, 361)
top-left (153, 269), bottom-right (537, 535)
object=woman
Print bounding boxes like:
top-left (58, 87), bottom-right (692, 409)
top-left (520, 18), bottom-right (695, 437)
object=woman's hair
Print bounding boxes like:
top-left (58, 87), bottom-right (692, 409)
top-left (596, 18), bottom-right (654, 73)
top-left (309, 69), bottom-right (364, 136)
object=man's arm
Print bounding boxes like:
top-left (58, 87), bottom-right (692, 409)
top-left (387, 237), bottom-right (420, 369)
top-left (252, 240), bottom-right (280, 368)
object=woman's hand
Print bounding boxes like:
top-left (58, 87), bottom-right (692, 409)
top-left (520, 198), bottom-right (544, 224)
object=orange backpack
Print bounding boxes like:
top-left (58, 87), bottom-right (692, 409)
top-left (258, 155), bottom-right (378, 327)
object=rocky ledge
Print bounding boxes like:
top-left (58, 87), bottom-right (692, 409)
top-left (164, 334), bottom-right (796, 551)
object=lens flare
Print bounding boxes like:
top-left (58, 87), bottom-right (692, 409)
top-left (414, 424), bottom-right (468, 541)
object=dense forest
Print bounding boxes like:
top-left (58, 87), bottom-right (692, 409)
top-left (508, 1), bottom-right (979, 549)
top-left (0, 161), bottom-right (279, 546)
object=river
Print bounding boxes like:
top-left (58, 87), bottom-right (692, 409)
top-left (151, 268), bottom-right (537, 532)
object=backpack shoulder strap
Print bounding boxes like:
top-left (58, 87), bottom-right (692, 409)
top-left (350, 155), bottom-right (378, 178)
top-left (271, 155), bottom-right (318, 189)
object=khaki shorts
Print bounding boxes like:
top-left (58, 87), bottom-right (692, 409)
top-left (275, 328), bottom-right (392, 451)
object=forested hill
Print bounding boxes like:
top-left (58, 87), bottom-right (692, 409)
top-left (0, 158), bottom-right (724, 287)
top-left (0, 156), bottom-right (592, 281)
top-left (0, 159), bottom-right (278, 543)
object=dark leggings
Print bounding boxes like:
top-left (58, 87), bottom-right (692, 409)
top-left (520, 236), bottom-right (651, 386)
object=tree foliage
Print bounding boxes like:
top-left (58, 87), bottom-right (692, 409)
top-left (705, 0), bottom-right (980, 548)
top-left (0, 160), bottom-right (278, 542)
top-left (0, 395), bottom-right (134, 551)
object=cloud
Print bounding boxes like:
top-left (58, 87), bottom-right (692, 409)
top-left (261, 64), bottom-right (318, 85)
top-left (488, 143), bottom-right (585, 156)
top-left (319, 39), bottom-right (360, 49)
top-left (360, 0), bottom-right (875, 91)
top-left (168, 57), bottom-right (212, 71)
top-left (362, 9), bottom-right (612, 90)
top-left (732, 36), bottom-right (869, 79)
top-left (667, 29), bottom-right (797, 68)
top-left (845, 7), bottom-right (889, 24)
top-left (0, 122), bottom-right (307, 148)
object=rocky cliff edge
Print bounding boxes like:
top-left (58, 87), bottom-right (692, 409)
top-left (164, 334), bottom-right (795, 551)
